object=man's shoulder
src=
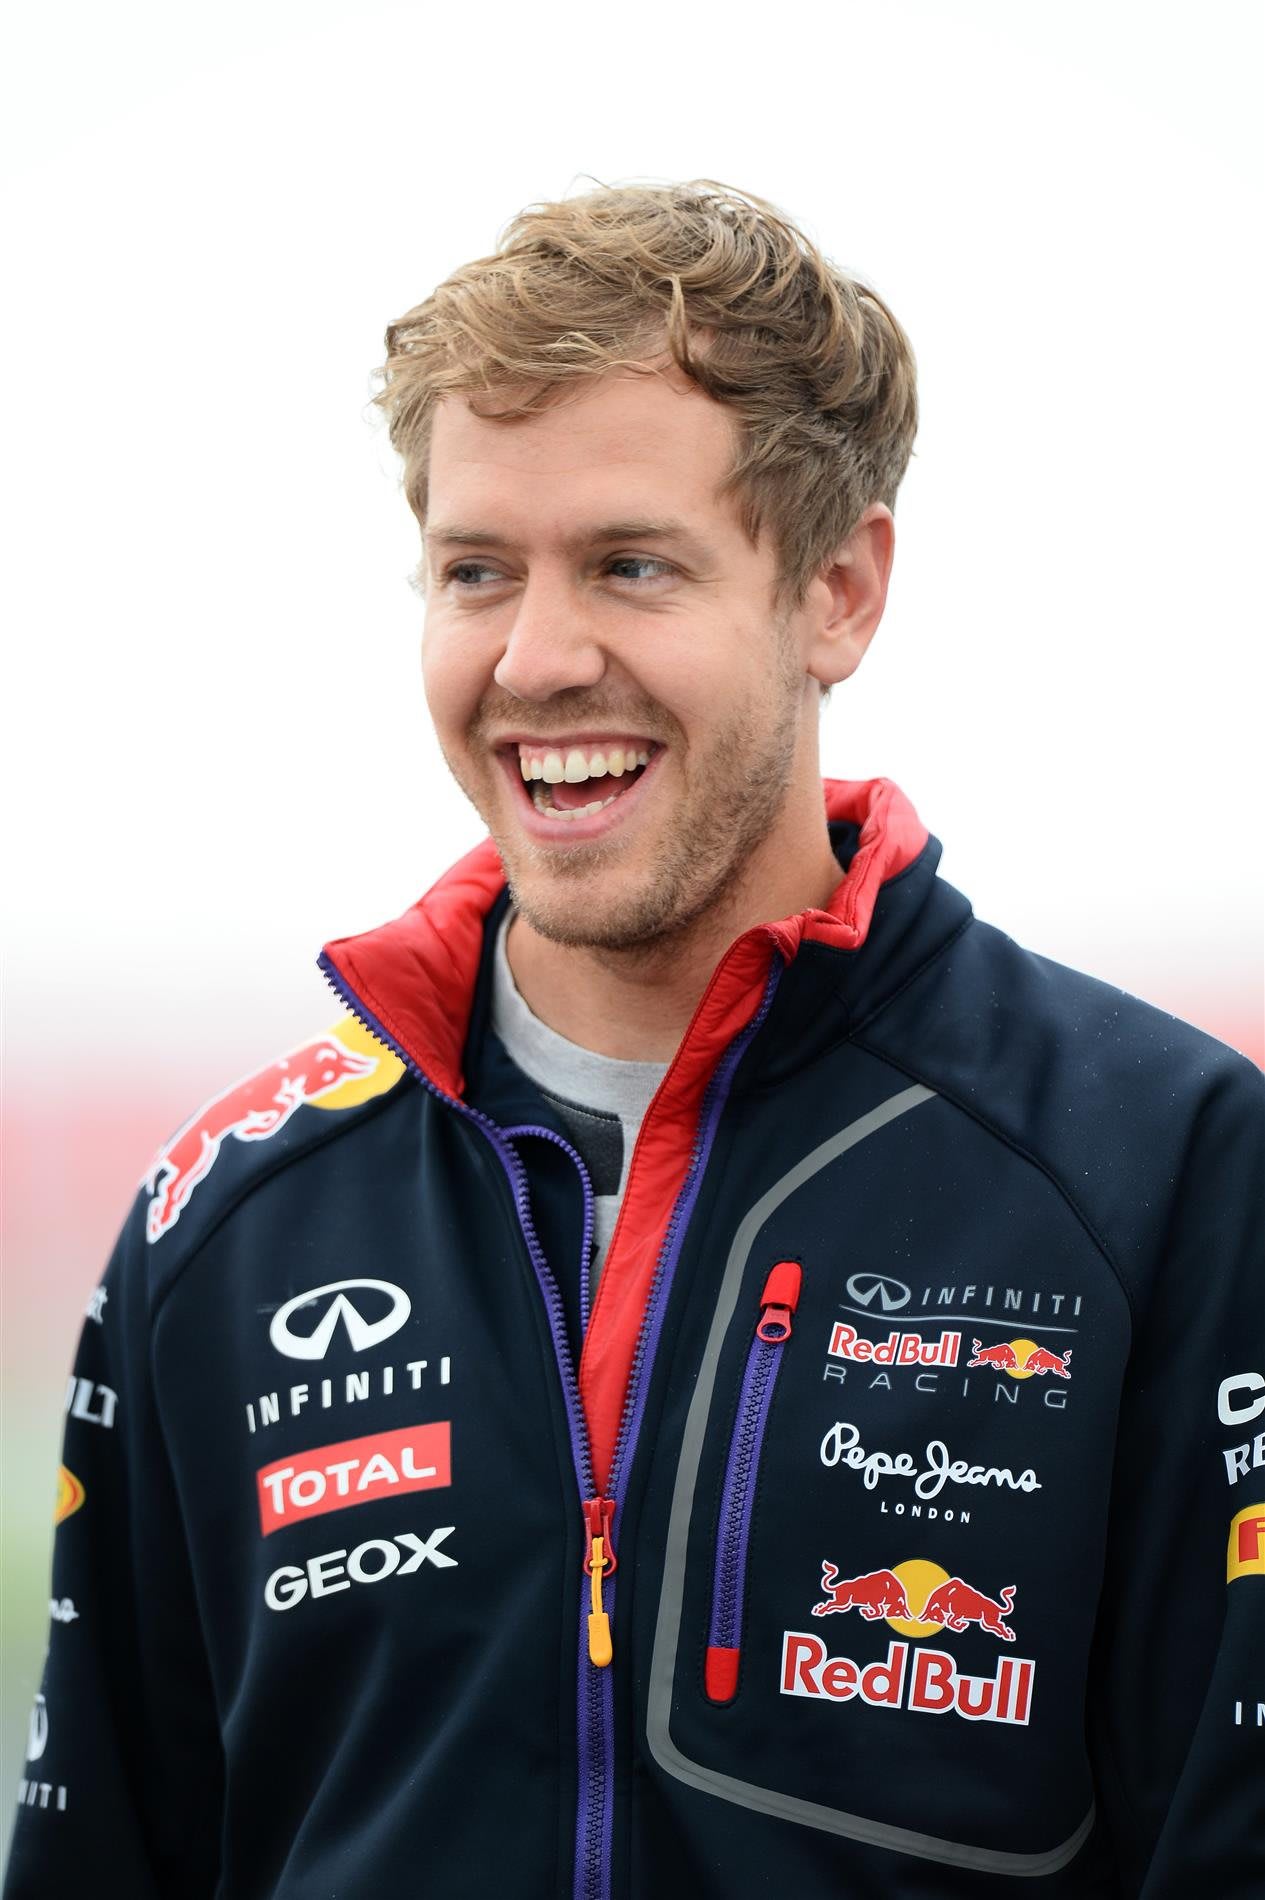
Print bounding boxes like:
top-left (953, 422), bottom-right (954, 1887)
top-left (854, 911), bottom-right (1262, 1272)
top-left (870, 906), bottom-right (1258, 1095)
top-left (136, 1014), bottom-right (407, 1266)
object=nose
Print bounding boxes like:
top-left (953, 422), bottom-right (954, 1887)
top-left (492, 577), bottom-right (607, 703)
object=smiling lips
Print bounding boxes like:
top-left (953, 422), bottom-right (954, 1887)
top-left (516, 740), bottom-right (653, 784)
top-left (484, 737), bottom-right (660, 836)
top-left (498, 737), bottom-right (661, 830)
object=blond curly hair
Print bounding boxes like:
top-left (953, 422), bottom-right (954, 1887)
top-left (372, 178), bottom-right (918, 611)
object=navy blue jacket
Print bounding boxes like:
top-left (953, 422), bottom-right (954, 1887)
top-left (6, 779), bottom-right (1263, 1898)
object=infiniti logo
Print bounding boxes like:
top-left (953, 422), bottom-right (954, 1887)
top-left (27, 1694), bottom-right (47, 1764)
top-left (269, 1279), bottom-right (412, 1361)
top-left (844, 1273), bottom-right (911, 1313)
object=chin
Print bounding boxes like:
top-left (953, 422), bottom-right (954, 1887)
top-left (505, 878), bottom-right (650, 952)
top-left (507, 859), bottom-right (728, 957)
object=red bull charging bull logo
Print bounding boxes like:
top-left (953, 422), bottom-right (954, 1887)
top-left (781, 1556), bottom-right (1035, 1725)
top-left (143, 1022), bottom-right (398, 1243)
top-left (967, 1338), bottom-right (1072, 1380)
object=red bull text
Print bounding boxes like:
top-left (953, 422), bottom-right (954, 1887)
top-left (781, 1633), bottom-right (1035, 1725)
top-left (828, 1324), bottom-right (961, 1367)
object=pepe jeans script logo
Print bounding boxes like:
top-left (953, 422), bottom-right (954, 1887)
top-left (819, 1422), bottom-right (1042, 1502)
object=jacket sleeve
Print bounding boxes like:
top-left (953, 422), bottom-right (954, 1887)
top-left (3, 1193), bottom-right (224, 1898)
top-left (1088, 1051), bottom-right (1265, 1897)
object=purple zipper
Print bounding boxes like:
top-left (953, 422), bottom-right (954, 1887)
top-left (704, 1259), bottom-right (802, 1703)
top-left (319, 948), bottom-right (782, 1900)
top-left (570, 958), bottom-right (783, 1900)
top-left (317, 958), bottom-right (597, 1495)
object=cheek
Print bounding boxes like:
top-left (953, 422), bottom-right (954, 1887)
top-left (658, 626), bottom-right (770, 733)
top-left (422, 620), bottom-right (485, 739)
top-left (631, 620), bottom-right (760, 722)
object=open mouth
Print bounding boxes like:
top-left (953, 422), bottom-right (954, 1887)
top-left (498, 737), bottom-right (663, 838)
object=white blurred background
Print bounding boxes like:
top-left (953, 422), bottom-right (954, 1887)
top-left (2, 0), bottom-right (1261, 1856)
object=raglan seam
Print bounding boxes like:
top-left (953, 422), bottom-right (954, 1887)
top-left (849, 1030), bottom-right (1139, 1331)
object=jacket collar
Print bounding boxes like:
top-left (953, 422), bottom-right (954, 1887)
top-left (320, 778), bottom-right (936, 1102)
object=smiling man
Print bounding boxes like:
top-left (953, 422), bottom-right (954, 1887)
top-left (423, 357), bottom-right (890, 1059)
top-left (6, 181), bottom-right (1262, 1900)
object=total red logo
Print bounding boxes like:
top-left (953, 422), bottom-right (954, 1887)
top-left (143, 1032), bottom-right (382, 1242)
top-left (780, 1557), bottom-right (1035, 1726)
top-left (967, 1338), bottom-right (1072, 1380)
top-left (256, 1421), bottom-right (451, 1535)
top-left (827, 1323), bottom-right (961, 1368)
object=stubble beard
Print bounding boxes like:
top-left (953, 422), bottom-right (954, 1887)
top-left (450, 645), bottom-right (806, 960)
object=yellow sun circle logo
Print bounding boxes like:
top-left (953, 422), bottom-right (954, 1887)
top-left (886, 1559), bottom-right (952, 1637)
top-left (1005, 1338), bottom-right (1040, 1380)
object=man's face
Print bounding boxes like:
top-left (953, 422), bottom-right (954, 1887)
top-left (421, 363), bottom-right (819, 952)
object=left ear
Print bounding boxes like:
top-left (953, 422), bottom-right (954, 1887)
top-left (800, 503), bottom-right (896, 689)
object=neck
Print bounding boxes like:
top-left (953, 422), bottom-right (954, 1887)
top-left (505, 791), bottom-right (843, 1062)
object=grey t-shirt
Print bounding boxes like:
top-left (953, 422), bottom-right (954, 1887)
top-left (491, 910), bottom-right (668, 1289)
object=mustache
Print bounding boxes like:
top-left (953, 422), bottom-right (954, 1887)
top-left (469, 691), bottom-right (676, 746)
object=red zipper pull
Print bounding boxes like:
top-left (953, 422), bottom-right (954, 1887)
top-left (756, 1260), bottom-right (802, 1343)
top-left (583, 1497), bottom-right (617, 1666)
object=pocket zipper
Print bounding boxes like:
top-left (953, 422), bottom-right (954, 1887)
top-left (705, 1259), bottom-right (802, 1703)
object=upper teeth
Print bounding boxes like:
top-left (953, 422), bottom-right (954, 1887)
top-left (517, 743), bottom-right (652, 784)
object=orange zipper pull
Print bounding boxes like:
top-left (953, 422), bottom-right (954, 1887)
top-left (756, 1259), bottom-right (803, 1343)
top-left (583, 1497), bottom-right (617, 1667)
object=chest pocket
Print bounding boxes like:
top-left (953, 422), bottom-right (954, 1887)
top-left (642, 1083), bottom-right (1100, 1881)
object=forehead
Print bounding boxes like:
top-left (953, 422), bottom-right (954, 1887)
top-left (425, 366), bottom-right (743, 545)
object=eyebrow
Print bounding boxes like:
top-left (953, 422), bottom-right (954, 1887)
top-left (423, 518), bottom-right (714, 562)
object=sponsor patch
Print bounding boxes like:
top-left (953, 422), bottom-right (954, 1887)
top-left (780, 1633), bottom-right (1034, 1726)
top-left (16, 1780), bottom-right (68, 1814)
top-left (143, 1023), bottom-right (399, 1242)
top-left (840, 1274), bottom-right (1083, 1323)
top-left (269, 1278), bottom-right (411, 1361)
top-left (63, 1377), bottom-right (117, 1429)
top-left (966, 1339), bottom-right (1072, 1381)
top-left (25, 1696), bottom-right (47, 1764)
top-left (780, 1556), bottom-right (1035, 1726)
top-left (810, 1558), bottom-right (1018, 1640)
top-left (827, 1323), bottom-right (961, 1368)
top-left (256, 1421), bottom-right (450, 1534)
top-left (245, 1354), bottom-right (451, 1434)
top-left (819, 1422), bottom-right (1041, 1503)
top-left (1224, 1432), bottom-right (1265, 1486)
top-left (17, 1696), bottom-right (68, 1814)
top-left (1219, 1372), bottom-right (1265, 1429)
top-left (264, 1526), bottom-right (457, 1610)
top-left (1227, 1504), bottom-right (1265, 1582)
top-left (53, 1466), bottom-right (85, 1527)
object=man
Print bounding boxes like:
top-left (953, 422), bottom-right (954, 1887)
top-left (6, 180), bottom-right (1262, 1899)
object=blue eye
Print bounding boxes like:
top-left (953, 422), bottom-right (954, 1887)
top-left (443, 556), bottom-right (674, 589)
top-left (604, 556), bottom-right (674, 584)
top-left (446, 562), bottom-right (501, 588)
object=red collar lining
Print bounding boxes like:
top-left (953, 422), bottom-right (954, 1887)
top-left (321, 777), bottom-right (928, 1491)
top-left (321, 778), bottom-right (927, 1104)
